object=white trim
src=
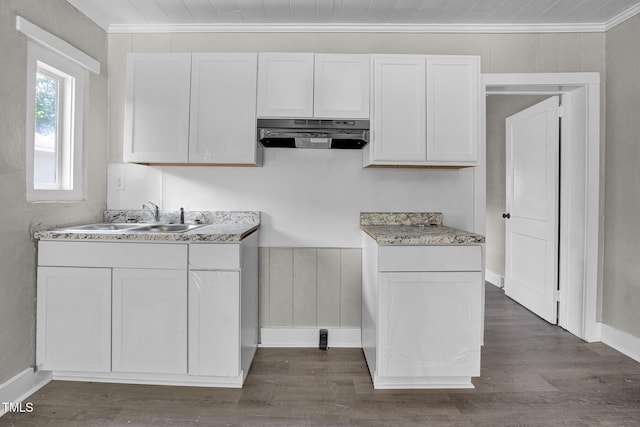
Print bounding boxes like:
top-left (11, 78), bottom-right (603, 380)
top-left (50, 371), bottom-right (243, 388)
top-left (16, 16), bottom-right (100, 74)
top-left (259, 328), bottom-right (361, 348)
top-left (63, 0), bottom-right (640, 35)
top-left (106, 22), bottom-right (610, 34)
top-left (605, 2), bottom-right (640, 31)
top-left (372, 374), bottom-right (473, 390)
top-left (483, 72), bottom-right (601, 343)
top-left (26, 41), bottom-right (85, 202)
top-left (485, 270), bottom-right (503, 288)
top-left (600, 324), bottom-right (640, 364)
top-left (0, 368), bottom-right (52, 417)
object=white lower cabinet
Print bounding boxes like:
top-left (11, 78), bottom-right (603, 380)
top-left (188, 231), bottom-right (259, 381)
top-left (36, 235), bottom-right (258, 388)
top-left (112, 268), bottom-right (187, 374)
top-left (362, 232), bottom-right (483, 389)
top-left (189, 270), bottom-right (240, 376)
top-left (36, 267), bottom-right (112, 372)
top-left (377, 271), bottom-right (482, 379)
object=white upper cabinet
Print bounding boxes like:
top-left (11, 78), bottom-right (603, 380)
top-left (257, 53), bottom-right (314, 117)
top-left (370, 55), bottom-right (427, 163)
top-left (189, 53), bottom-right (258, 164)
top-left (426, 56), bottom-right (480, 163)
top-left (257, 53), bottom-right (369, 118)
top-left (124, 53), bottom-right (191, 163)
top-left (314, 54), bottom-right (370, 119)
top-left (124, 53), bottom-right (260, 166)
top-left (364, 54), bottom-right (481, 167)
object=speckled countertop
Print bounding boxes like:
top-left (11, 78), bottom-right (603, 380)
top-left (361, 212), bottom-right (485, 245)
top-left (34, 211), bottom-right (260, 243)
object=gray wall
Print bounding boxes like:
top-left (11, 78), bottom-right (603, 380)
top-left (259, 248), bottom-right (361, 328)
top-left (485, 95), bottom-right (549, 280)
top-left (0, 1), bottom-right (108, 384)
top-left (604, 14), bottom-right (640, 337)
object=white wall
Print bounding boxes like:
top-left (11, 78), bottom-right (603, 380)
top-left (108, 151), bottom-right (475, 247)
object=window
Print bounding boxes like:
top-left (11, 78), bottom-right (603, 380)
top-left (26, 42), bottom-right (85, 201)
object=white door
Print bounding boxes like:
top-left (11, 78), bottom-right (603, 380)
top-left (124, 53), bottom-right (191, 163)
top-left (314, 54), bottom-right (370, 119)
top-left (189, 270), bottom-right (240, 377)
top-left (112, 268), bottom-right (187, 374)
top-left (504, 96), bottom-right (560, 324)
top-left (257, 53), bottom-right (314, 117)
top-left (36, 267), bottom-right (112, 372)
top-left (371, 55), bottom-right (427, 163)
top-left (189, 53), bottom-right (258, 164)
top-left (426, 56), bottom-right (480, 163)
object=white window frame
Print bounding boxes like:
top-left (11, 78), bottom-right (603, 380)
top-left (26, 41), bottom-right (85, 202)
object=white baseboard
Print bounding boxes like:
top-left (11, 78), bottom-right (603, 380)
top-left (600, 323), bottom-right (640, 363)
top-left (0, 368), bottom-right (52, 417)
top-left (485, 270), bottom-right (504, 288)
top-left (260, 327), bottom-right (361, 348)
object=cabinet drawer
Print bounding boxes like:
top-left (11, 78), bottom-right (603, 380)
top-left (189, 243), bottom-right (240, 270)
top-left (38, 241), bottom-right (187, 269)
top-left (378, 245), bottom-right (482, 272)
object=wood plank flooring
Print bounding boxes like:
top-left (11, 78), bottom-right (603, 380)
top-left (3, 285), bottom-right (640, 426)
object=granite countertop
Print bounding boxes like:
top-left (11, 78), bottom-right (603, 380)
top-left (360, 212), bottom-right (485, 245)
top-left (34, 211), bottom-right (260, 243)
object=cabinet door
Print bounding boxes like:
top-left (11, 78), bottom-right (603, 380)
top-left (112, 268), bottom-right (187, 374)
top-left (370, 55), bottom-right (427, 162)
top-left (36, 267), bottom-right (111, 372)
top-left (257, 53), bottom-right (314, 117)
top-left (190, 53), bottom-right (258, 164)
top-left (314, 54), bottom-right (369, 119)
top-left (426, 56), bottom-right (480, 163)
top-left (124, 53), bottom-right (191, 163)
top-left (377, 271), bottom-right (482, 378)
top-left (189, 270), bottom-right (240, 376)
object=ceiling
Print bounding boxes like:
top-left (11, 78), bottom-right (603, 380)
top-left (66, 0), bottom-right (640, 33)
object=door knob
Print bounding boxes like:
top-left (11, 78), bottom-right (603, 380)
top-left (502, 213), bottom-right (511, 219)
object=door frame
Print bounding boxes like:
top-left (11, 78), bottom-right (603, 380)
top-left (479, 72), bottom-right (601, 342)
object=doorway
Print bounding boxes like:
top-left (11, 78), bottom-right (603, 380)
top-left (481, 73), bottom-right (601, 342)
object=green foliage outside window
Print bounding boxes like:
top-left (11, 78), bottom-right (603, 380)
top-left (35, 73), bottom-right (58, 135)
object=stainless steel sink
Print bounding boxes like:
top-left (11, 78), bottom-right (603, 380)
top-left (129, 223), bottom-right (205, 233)
top-left (57, 223), bottom-right (143, 232)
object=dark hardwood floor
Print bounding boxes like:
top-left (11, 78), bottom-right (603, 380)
top-left (3, 285), bottom-right (640, 426)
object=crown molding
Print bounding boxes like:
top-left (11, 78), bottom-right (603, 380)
top-left (107, 22), bottom-right (608, 34)
top-left (66, 0), bottom-right (640, 35)
top-left (605, 2), bottom-right (640, 31)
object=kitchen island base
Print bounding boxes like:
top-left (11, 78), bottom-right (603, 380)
top-left (361, 212), bottom-right (485, 390)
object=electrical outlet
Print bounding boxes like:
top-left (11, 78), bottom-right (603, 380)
top-left (319, 329), bottom-right (328, 350)
top-left (114, 170), bottom-right (125, 191)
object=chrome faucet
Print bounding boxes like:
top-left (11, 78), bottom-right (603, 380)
top-left (142, 201), bottom-right (160, 222)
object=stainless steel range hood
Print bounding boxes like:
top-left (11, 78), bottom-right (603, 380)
top-left (257, 118), bottom-right (369, 149)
